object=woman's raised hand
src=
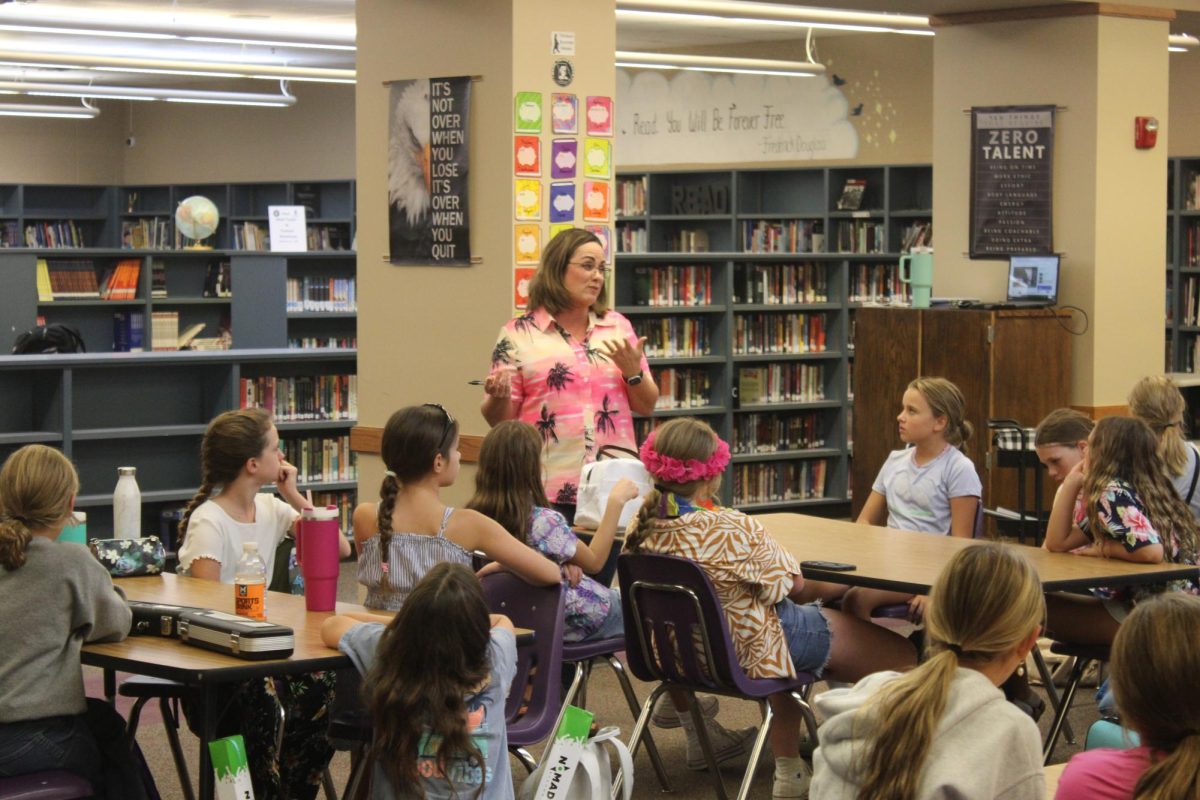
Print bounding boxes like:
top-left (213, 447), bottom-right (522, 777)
top-left (601, 336), bottom-right (648, 379)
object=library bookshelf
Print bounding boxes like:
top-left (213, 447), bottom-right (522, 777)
top-left (0, 180), bottom-right (357, 541)
top-left (1167, 157), bottom-right (1200, 372)
top-left (615, 166), bottom-right (929, 514)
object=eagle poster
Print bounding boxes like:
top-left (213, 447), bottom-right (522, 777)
top-left (388, 76), bottom-right (472, 265)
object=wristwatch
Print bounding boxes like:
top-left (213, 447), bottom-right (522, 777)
top-left (624, 370), bottom-right (644, 386)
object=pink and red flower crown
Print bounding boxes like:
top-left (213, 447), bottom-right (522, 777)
top-left (639, 429), bottom-right (730, 484)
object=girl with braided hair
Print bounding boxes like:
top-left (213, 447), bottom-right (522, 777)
top-left (176, 407), bottom-right (350, 799)
top-left (626, 417), bottom-right (916, 798)
top-left (353, 404), bottom-right (558, 612)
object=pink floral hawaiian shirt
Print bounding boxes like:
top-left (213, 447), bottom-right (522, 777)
top-left (488, 307), bottom-right (649, 505)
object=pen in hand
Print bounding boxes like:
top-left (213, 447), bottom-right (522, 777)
top-left (467, 379), bottom-right (485, 385)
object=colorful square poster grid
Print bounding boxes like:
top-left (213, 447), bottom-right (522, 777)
top-left (513, 91), bottom-right (614, 311)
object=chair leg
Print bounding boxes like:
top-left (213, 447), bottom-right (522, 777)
top-left (1043, 657), bottom-right (1090, 764)
top-left (618, 683), bottom-right (670, 799)
top-left (343, 746), bottom-right (369, 800)
top-left (512, 747), bottom-right (538, 774)
top-left (734, 700), bottom-right (774, 800)
top-left (689, 692), bottom-right (730, 800)
top-left (792, 689), bottom-right (820, 747)
top-left (1032, 648), bottom-right (1075, 744)
top-left (320, 767), bottom-right (336, 800)
top-left (159, 698), bottom-right (196, 800)
top-left (124, 697), bottom-right (150, 739)
top-left (576, 660), bottom-right (593, 709)
top-left (605, 656), bottom-right (671, 792)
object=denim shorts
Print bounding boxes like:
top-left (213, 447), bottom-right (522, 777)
top-left (775, 599), bottom-right (833, 677)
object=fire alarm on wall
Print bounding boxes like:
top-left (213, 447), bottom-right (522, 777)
top-left (1135, 116), bottom-right (1159, 149)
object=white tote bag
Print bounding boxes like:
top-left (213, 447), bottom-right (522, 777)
top-left (518, 725), bottom-right (634, 800)
top-left (573, 445), bottom-right (653, 531)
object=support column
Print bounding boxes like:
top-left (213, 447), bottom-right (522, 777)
top-left (930, 5), bottom-right (1171, 414)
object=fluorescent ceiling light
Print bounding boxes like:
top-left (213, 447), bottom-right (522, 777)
top-left (164, 97), bottom-right (292, 107)
top-left (0, 101), bottom-right (98, 118)
top-left (1169, 33), bottom-right (1198, 52)
top-left (0, 24), bottom-right (173, 39)
top-left (0, 80), bottom-right (296, 106)
top-left (616, 0), bottom-right (933, 35)
top-left (182, 36), bottom-right (355, 52)
top-left (616, 50), bottom-right (824, 76)
top-left (0, 50), bottom-right (355, 83)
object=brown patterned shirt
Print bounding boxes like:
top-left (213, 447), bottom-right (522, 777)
top-left (638, 507), bottom-right (802, 679)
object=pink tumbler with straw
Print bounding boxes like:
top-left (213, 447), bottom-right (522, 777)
top-left (296, 505), bottom-right (340, 612)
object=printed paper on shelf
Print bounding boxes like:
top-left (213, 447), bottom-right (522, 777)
top-left (583, 138), bottom-right (612, 179)
top-left (581, 181), bottom-right (610, 222)
top-left (514, 91), bottom-right (543, 134)
top-left (514, 266), bottom-right (535, 310)
top-left (551, 139), bottom-right (578, 180)
top-left (549, 183), bottom-right (576, 223)
top-left (584, 225), bottom-right (611, 260)
top-left (515, 179), bottom-right (542, 221)
top-left (514, 135), bottom-right (541, 177)
top-left (551, 93), bottom-right (578, 134)
top-left (515, 223), bottom-right (541, 264)
top-left (585, 96), bottom-right (614, 136)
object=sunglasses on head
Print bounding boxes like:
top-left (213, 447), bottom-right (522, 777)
top-left (423, 403), bottom-right (456, 452)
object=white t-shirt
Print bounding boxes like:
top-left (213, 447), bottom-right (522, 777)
top-left (177, 494), bottom-right (300, 584)
top-left (871, 446), bottom-right (981, 534)
top-left (1170, 442), bottom-right (1200, 523)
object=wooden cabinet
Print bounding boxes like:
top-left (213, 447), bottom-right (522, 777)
top-left (851, 307), bottom-right (1071, 526)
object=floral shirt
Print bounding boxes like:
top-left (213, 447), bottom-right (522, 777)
top-left (636, 507), bottom-right (802, 679)
top-left (1074, 478), bottom-right (1200, 603)
top-left (489, 307), bottom-right (649, 505)
top-left (528, 506), bottom-right (612, 641)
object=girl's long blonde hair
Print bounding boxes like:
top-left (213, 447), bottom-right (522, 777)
top-left (1128, 375), bottom-right (1190, 478)
top-left (1111, 593), bottom-right (1200, 800)
top-left (854, 543), bottom-right (1044, 800)
top-left (1083, 416), bottom-right (1199, 567)
top-left (909, 377), bottom-right (973, 448)
top-left (0, 445), bottom-right (79, 570)
top-left (624, 418), bottom-right (721, 553)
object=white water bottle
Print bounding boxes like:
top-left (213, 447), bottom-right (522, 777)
top-left (234, 542), bottom-right (268, 620)
top-left (113, 466), bottom-right (141, 540)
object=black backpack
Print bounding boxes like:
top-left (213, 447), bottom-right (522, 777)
top-left (12, 323), bottom-right (86, 354)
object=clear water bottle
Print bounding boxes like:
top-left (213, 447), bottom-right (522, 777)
top-left (113, 466), bottom-right (141, 540)
top-left (234, 541), bottom-right (267, 621)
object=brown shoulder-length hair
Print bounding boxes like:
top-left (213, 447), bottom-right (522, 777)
top-left (526, 227), bottom-right (609, 316)
top-left (466, 420), bottom-right (548, 545)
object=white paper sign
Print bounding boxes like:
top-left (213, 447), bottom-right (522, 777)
top-left (268, 205), bottom-right (307, 252)
top-left (551, 31), bottom-right (575, 56)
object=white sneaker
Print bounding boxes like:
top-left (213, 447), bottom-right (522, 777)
top-left (684, 720), bottom-right (759, 771)
top-left (651, 692), bottom-right (720, 729)
top-left (773, 761), bottom-right (812, 798)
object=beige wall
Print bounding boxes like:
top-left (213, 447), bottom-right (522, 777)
top-left (1169, 47), bottom-right (1200, 156)
top-left (0, 107), bottom-right (125, 184)
top-left (933, 15), bottom-right (1168, 407)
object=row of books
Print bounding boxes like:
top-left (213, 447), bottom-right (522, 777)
top-left (1, 221), bottom-right (19, 247)
top-left (100, 259), bottom-right (142, 300)
top-left (615, 177), bottom-right (648, 217)
top-left (834, 220), bottom-right (886, 254)
top-left (733, 263), bottom-right (829, 305)
top-left (899, 220), bottom-right (933, 253)
top-left (630, 265), bottom-right (713, 306)
top-left (737, 363), bottom-right (826, 405)
top-left (113, 311), bottom-right (145, 353)
top-left (667, 229), bottom-right (710, 253)
top-left (232, 222), bottom-right (269, 250)
top-left (287, 336), bottom-right (358, 349)
top-left (1185, 170), bottom-right (1200, 211)
top-left (24, 220), bottom-right (86, 248)
top-left (286, 276), bottom-right (357, 312)
top-left (1186, 222), bottom-right (1200, 267)
top-left (633, 316), bottom-right (712, 358)
top-left (239, 374), bottom-right (358, 421)
top-left (731, 411), bottom-right (828, 455)
top-left (122, 218), bottom-right (172, 250)
top-left (849, 263), bottom-right (911, 304)
top-left (616, 223), bottom-right (648, 254)
top-left (742, 220), bottom-right (824, 254)
top-left (1180, 275), bottom-right (1200, 326)
top-left (279, 435), bottom-right (358, 484)
top-left (37, 259), bottom-right (99, 299)
top-left (651, 367), bottom-right (712, 410)
top-left (733, 312), bottom-right (828, 355)
top-left (1170, 334), bottom-right (1200, 374)
top-left (150, 311), bottom-right (208, 351)
top-left (308, 490), bottom-right (356, 536)
top-left (731, 459), bottom-right (829, 506)
top-left (307, 224), bottom-right (352, 251)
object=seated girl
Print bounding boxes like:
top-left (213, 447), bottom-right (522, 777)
top-left (353, 404), bottom-right (559, 610)
top-left (1128, 375), bottom-right (1200, 521)
top-left (811, 543), bottom-right (1045, 800)
top-left (1034, 407), bottom-right (1093, 483)
top-left (626, 417), bottom-right (916, 798)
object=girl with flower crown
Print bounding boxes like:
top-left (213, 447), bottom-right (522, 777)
top-left (625, 417), bottom-right (917, 798)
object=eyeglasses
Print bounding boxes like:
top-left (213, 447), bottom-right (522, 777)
top-left (423, 403), bottom-right (456, 451)
top-left (568, 259), bottom-right (610, 277)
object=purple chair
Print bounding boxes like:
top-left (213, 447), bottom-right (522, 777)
top-left (1041, 641), bottom-right (1110, 764)
top-left (480, 572), bottom-right (566, 773)
top-left (618, 553), bottom-right (819, 800)
top-left (0, 771), bottom-right (93, 800)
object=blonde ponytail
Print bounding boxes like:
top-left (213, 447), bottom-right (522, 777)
top-left (0, 445), bottom-right (79, 571)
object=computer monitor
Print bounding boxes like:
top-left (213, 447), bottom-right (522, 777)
top-left (1007, 255), bottom-right (1060, 304)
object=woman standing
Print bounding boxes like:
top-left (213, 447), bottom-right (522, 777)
top-left (481, 228), bottom-right (658, 519)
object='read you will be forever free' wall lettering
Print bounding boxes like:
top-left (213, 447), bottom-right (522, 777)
top-left (388, 76), bottom-right (472, 266)
top-left (969, 105), bottom-right (1055, 259)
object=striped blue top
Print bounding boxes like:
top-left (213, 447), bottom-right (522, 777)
top-left (357, 507), bottom-right (473, 611)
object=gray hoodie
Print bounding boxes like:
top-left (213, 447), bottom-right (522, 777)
top-left (811, 668), bottom-right (1044, 800)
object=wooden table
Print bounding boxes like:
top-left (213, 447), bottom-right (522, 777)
top-left (1044, 762), bottom-right (1066, 798)
top-left (757, 513), bottom-right (1200, 595)
top-left (83, 574), bottom-right (533, 800)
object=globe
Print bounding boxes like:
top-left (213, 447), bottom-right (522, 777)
top-left (175, 195), bottom-right (219, 248)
